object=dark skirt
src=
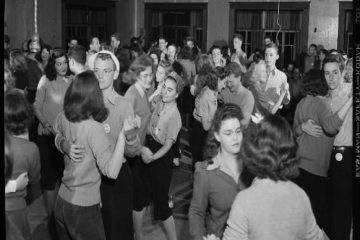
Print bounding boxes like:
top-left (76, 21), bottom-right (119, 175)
top-left (189, 120), bottom-right (208, 172)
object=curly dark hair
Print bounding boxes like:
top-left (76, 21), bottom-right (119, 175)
top-left (5, 90), bottom-right (34, 136)
top-left (194, 64), bottom-right (218, 96)
top-left (301, 68), bottom-right (329, 97)
top-left (35, 44), bottom-right (52, 63)
top-left (203, 103), bottom-right (244, 163)
top-left (45, 48), bottom-right (71, 81)
top-left (242, 114), bottom-right (300, 181)
top-left (64, 71), bottom-right (109, 123)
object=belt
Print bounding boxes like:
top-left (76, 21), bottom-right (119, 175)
top-left (332, 146), bottom-right (352, 151)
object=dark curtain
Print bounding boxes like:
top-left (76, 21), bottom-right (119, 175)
top-left (265, 11), bottom-right (301, 30)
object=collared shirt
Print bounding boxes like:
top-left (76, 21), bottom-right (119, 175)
top-left (206, 154), bottom-right (240, 184)
top-left (134, 82), bottom-right (145, 98)
top-left (194, 86), bottom-right (218, 123)
top-left (264, 68), bottom-right (290, 108)
top-left (34, 74), bottom-right (73, 135)
top-left (329, 82), bottom-right (352, 146)
top-left (147, 101), bottom-right (182, 145)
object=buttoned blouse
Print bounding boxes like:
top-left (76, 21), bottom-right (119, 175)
top-left (147, 101), bottom-right (182, 145)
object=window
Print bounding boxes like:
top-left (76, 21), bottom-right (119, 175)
top-left (230, 2), bottom-right (309, 69)
top-left (62, 0), bottom-right (115, 51)
top-left (234, 10), bottom-right (301, 68)
top-left (145, 3), bottom-right (207, 52)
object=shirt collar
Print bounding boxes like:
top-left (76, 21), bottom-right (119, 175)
top-left (135, 82), bottom-right (145, 98)
top-left (105, 88), bottom-right (118, 105)
top-left (331, 82), bottom-right (349, 100)
top-left (268, 67), bottom-right (277, 77)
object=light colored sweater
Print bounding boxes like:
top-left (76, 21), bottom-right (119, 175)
top-left (223, 178), bottom-right (325, 240)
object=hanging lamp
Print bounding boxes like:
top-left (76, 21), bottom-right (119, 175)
top-left (29, 0), bottom-right (41, 53)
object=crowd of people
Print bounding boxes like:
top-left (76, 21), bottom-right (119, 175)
top-left (4, 29), bottom-right (353, 240)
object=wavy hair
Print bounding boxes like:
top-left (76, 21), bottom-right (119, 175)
top-left (122, 55), bottom-right (153, 85)
top-left (4, 59), bottom-right (15, 91)
top-left (5, 90), bottom-right (34, 135)
top-left (64, 71), bottom-right (109, 123)
top-left (195, 54), bottom-right (214, 73)
top-left (10, 49), bottom-right (28, 72)
top-left (45, 48), bottom-right (71, 81)
top-left (242, 114), bottom-right (299, 181)
top-left (301, 68), bottom-right (329, 97)
top-left (194, 64), bottom-right (218, 96)
top-left (203, 103), bottom-right (244, 163)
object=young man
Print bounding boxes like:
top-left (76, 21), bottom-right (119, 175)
top-left (299, 57), bottom-right (353, 240)
top-left (264, 43), bottom-right (290, 111)
top-left (159, 35), bottom-right (168, 61)
top-left (110, 32), bottom-right (121, 53)
top-left (303, 44), bottom-right (317, 73)
top-left (55, 50), bottom-right (153, 240)
top-left (67, 45), bottom-right (86, 75)
top-left (218, 62), bottom-right (254, 128)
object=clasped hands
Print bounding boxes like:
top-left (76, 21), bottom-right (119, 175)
top-left (64, 115), bottom-right (139, 162)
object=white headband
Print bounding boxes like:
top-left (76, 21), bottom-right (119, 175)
top-left (94, 50), bottom-right (120, 79)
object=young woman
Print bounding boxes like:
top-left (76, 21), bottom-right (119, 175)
top-left (33, 48), bottom-right (73, 233)
top-left (190, 65), bottom-right (220, 172)
top-left (230, 34), bottom-right (247, 73)
top-left (9, 49), bottom-right (29, 91)
top-left (189, 103), bottom-right (254, 240)
top-left (149, 50), bottom-right (161, 67)
top-left (166, 43), bottom-right (177, 64)
top-left (124, 55), bottom-right (155, 240)
top-left (5, 90), bottom-right (41, 240)
top-left (144, 75), bottom-right (184, 240)
top-left (53, 71), bottom-right (133, 240)
top-left (36, 44), bottom-right (52, 75)
top-left (221, 115), bottom-right (327, 240)
top-left (88, 36), bottom-right (100, 52)
top-left (245, 60), bottom-right (289, 116)
top-left (148, 60), bottom-right (172, 103)
top-left (293, 68), bottom-right (352, 229)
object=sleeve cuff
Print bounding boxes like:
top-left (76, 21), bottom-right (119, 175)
top-left (5, 180), bottom-right (17, 193)
top-left (55, 134), bottom-right (65, 154)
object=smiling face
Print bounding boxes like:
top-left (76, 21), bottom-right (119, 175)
top-left (159, 39), bottom-right (168, 51)
top-left (94, 58), bottom-right (116, 91)
top-left (156, 65), bottom-right (166, 83)
top-left (265, 47), bottom-right (279, 68)
top-left (324, 62), bottom-right (342, 91)
top-left (162, 78), bottom-right (178, 103)
top-left (212, 48), bottom-right (222, 65)
top-left (41, 49), bottom-right (50, 62)
top-left (55, 56), bottom-right (68, 77)
top-left (90, 37), bottom-right (100, 52)
top-left (233, 38), bottom-right (242, 51)
top-left (137, 66), bottom-right (153, 90)
top-left (215, 118), bottom-right (243, 155)
top-left (167, 46), bottom-right (176, 60)
top-left (226, 73), bottom-right (241, 93)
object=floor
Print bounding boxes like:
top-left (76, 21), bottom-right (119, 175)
top-left (25, 130), bottom-right (194, 240)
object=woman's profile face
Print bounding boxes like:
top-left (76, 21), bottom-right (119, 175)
top-left (137, 66), bottom-right (153, 89)
top-left (215, 118), bottom-right (243, 155)
top-left (150, 53), bottom-right (159, 66)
